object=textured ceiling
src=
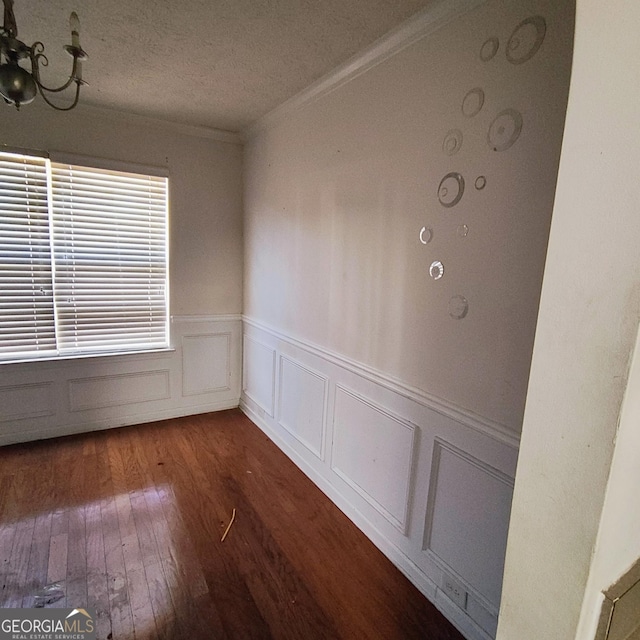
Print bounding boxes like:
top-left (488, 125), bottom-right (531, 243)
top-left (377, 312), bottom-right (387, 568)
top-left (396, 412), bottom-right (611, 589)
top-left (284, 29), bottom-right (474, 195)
top-left (11, 0), bottom-right (436, 132)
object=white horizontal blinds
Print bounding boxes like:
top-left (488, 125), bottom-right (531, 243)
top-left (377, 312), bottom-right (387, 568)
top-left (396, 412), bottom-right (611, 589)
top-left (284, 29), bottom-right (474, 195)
top-left (50, 162), bottom-right (168, 354)
top-left (0, 152), bottom-right (56, 358)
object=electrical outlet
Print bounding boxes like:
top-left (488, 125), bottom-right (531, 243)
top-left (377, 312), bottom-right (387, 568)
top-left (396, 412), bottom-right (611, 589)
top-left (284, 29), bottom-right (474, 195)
top-left (441, 573), bottom-right (468, 609)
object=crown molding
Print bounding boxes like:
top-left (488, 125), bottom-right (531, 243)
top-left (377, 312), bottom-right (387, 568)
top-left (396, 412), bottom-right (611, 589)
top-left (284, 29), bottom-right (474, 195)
top-left (65, 102), bottom-right (243, 145)
top-left (242, 0), bottom-right (487, 140)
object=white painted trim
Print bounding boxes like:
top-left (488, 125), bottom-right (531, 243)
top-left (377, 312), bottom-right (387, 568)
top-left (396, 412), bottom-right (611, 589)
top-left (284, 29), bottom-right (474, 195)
top-left (240, 399), bottom-right (490, 640)
top-left (242, 0), bottom-right (488, 140)
top-left (423, 439), bottom-right (513, 614)
top-left (171, 314), bottom-right (242, 323)
top-left (0, 347), bottom-right (175, 368)
top-left (68, 101), bottom-right (243, 145)
top-left (427, 549), bottom-right (499, 618)
top-left (434, 589), bottom-right (494, 640)
top-left (50, 151), bottom-right (169, 178)
top-left (277, 354), bottom-right (329, 461)
top-left (331, 384), bottom-right (417, 534)
top-left (242, 335), bottom-right (277, 417)
top-left (181, 332), bottom-right (232, 396)
top-left (0, 347), bottom-right (176, 371)
top-left (0, 382), bottom-right (55, 421)
top-left (243, 315), bottom-right (520, 449)
top-left (67, 369), bottom-right (171, 412)
top-left (0, 399), bottom-right (239, 448)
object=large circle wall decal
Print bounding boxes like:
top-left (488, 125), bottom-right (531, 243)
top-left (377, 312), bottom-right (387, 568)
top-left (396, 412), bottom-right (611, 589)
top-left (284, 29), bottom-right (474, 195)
top-left (506, 16), bottom-right (546, 65)
top-left (487, 109), bottom-right (523, 151)
top-left (462, 88), bottom-right (485, 118)
top-left (438, 172), bottom-right (465, 208)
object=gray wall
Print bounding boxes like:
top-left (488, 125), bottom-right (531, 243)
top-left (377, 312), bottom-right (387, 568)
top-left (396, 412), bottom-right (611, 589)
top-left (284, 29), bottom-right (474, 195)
top-left (243, 0), bottom-right (574, 432)
top-left (0, 104), bottom-right (245, 445)
top-left (241, 1), bottom-right (575, 637)
top-left (0, 103), bottom-right (244, 316)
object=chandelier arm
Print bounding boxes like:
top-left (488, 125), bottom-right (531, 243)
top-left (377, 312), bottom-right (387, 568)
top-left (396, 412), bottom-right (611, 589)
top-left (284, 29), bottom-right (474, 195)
top-left (37, 79), bottom-right (81, 111)
top-left (2, 0), bottom-right (17, 38)
top-left (30, 42), bottom-right (79, 93)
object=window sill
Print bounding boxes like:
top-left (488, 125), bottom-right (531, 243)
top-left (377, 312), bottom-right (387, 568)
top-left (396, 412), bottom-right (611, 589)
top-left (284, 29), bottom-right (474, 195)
top-left (0, 347), bottom-right (176, 367)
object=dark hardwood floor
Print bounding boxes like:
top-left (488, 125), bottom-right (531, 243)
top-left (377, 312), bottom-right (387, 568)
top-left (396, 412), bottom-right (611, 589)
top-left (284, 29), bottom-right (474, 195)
top-left (0, 409), bottom-right (464, 640)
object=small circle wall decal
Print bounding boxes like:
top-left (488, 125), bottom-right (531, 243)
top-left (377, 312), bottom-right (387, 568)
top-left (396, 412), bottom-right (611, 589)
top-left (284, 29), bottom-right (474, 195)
top-left (438, 172), bottom-right (465, 208)
top-left (449, 295), bottom-right (469, 319)
top-left (443, 129), bottom-right (463, 156)
top-left (462, 88), bottom-right (485, 118)
top-left (487, 109), bottom-right (523, 151)
top-left (475, 175), bottom-right (487, 190)
top-left (480, 37), bottom-right (499, 61)
top-left (430, 260), bottom-right (444, 280)
top-left (506, 16), bottom-right (546, 65)
top-left (419, 226), bottom-right (433, 245)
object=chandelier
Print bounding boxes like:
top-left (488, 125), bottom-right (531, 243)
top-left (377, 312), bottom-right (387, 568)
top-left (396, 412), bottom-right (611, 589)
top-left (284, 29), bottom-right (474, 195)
top-left (0, 0), bottom-right (87, 111)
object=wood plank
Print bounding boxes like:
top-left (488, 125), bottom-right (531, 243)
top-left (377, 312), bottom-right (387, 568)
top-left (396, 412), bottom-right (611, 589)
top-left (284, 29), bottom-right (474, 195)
top-left (134, 428), bottom-right (236, 638)
top-left (46, 531), bottom-right (68, 608)
top-left (107, 435), bottom-right (159, 640)
top-left (95, 437), bottom-right (135, 640)
top-left (4, 515), bottom-right (36, 608)
top-left (66, 505), bottom-right (88, 609)
top-left (21, 511), bottom-right (53, 607)
top-left (85, 497), bottom-right (112, 640)
top-left (0, 410), bottom-right (465, 640)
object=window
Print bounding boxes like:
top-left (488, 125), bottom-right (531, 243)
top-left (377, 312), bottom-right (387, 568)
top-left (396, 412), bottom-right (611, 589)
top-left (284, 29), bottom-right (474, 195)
top-left (0, 150), bottom-right (169, 362)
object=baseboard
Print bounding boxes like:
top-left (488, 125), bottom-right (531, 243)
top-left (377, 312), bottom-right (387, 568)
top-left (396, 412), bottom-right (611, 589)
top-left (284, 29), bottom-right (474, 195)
top-left (0, 399), bottom-right (240, 447)
top-left (0, 314), bottom-right (243, 447)
top-left (240, 399), bottom-right (492, 640)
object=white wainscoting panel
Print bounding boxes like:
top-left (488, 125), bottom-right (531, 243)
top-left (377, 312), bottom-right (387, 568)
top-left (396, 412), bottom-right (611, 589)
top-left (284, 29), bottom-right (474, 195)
top-left (0, 382), bottom-right (55, 422)
top-left (69, 370), bottom-right (171, 411)
top-left (0, 315), bottom-right (242, 446)
top-left (182, 332), bottom-right (231, 396)
top-left (242, 336), bottom-right (276, 417)
top-left (278, 355), bottom-right (327, 459)
top-left (240, 316), bottom-right (519, 640)
top-left (331, 385), bottom-right (415, 532)
top-left (424, 440), bottom-right (514, 612)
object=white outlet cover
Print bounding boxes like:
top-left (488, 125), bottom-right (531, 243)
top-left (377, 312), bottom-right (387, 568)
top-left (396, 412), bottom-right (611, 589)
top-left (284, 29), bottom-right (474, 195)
top-left (441, 572), bottom-right (468, 609)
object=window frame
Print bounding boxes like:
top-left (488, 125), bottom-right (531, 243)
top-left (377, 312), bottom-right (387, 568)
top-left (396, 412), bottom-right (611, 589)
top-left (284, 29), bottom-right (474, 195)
top-left (0, 148), bottom-right (171, 364)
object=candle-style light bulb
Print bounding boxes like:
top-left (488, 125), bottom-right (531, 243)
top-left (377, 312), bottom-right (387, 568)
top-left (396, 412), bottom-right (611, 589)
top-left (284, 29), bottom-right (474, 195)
top-left (69, 11), bottom-right (80, 48)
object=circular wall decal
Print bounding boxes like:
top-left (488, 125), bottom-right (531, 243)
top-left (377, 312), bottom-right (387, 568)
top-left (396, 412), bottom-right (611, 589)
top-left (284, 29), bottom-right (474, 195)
top-left (443, 129), bottom-right (463, 156)
top-left (480, 37), bottom-right (499, 62)
top-left (429, 260), bottom-right (444, 280)
top-left (419, 226), bottom-right (433, 245)
top-left (457, 224), bottom-right (469, 238)
top-left (475, 175), bottom-right (487, 190)
top-left (438, 172), bottom-right (465, 208)
top-left (506, 16), bottom-right (546, 65)
top-left (487, 109), bottom-right (523, 151)
top-left (462, 88), bottom-right (485, 118)
top-left (449, 295), bottom-right (469, 319)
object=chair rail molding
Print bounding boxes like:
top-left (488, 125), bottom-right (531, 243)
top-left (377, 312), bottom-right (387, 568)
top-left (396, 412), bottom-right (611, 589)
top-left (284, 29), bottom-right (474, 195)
top-left (241, 316), bottom-right (518, 640)
top-left (0, 314), bottom-right (242, 447)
